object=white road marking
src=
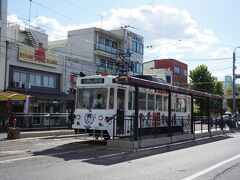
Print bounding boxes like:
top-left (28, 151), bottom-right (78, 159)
top-left (182, 153), bottom-right (240, 180)
top-left (88, 152), bottom-right (126, 160)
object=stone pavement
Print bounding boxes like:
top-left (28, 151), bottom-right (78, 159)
top-left (0, 129), bottom-right (75, 141)
top-left (0, 132), bottom-right (7, 141)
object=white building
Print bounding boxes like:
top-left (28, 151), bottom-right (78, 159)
top-left (110, 28), bottom-right (144, 74)
top-left (143, 60), bottom-right (172, 84)
top-left (49, 27), bottom-right (144, 92)
top-left (0, 0), bottom-right (7, 90)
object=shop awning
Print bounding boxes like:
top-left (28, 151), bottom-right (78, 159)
top-left (0, 91), bottom-right (28, 101)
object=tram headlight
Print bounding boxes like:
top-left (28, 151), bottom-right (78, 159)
top-left (99, 115), bottom-right (103, 121)
top-left (76, 115), bottom-right (81, 120)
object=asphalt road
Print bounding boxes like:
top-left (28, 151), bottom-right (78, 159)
top-left (1, 133), bottom-right (240, 180)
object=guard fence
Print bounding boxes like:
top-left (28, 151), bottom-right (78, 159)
top-left (7, 113), bottom-right (71, 131)
top-left (112, 114), bottom-right (235, 140)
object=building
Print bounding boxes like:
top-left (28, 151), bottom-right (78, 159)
top-left (224, 75), bottom-right (232, 90)
top-left (143, 60), bottom-right (172, 84)
top-left (49, 27), bottom-right (143, 89)
top-left (4, 24), bottom-right (72, 129)
top-left (0, 0), bottom-right (7, 90)
top-left (143, 59), bottom-right (188, 87)
top-left (110, 28), bottom-right (144, 75)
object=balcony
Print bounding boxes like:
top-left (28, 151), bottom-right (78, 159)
top-left (95, 43), bottom-right (122, 59)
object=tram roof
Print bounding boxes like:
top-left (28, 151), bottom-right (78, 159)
top-left (115, 76), bottom-right (223, 100)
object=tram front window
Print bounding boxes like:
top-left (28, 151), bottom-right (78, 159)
top-left (77, 88), bottom-right (108, 109)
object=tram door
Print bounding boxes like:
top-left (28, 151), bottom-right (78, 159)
top-left (117, 88), bottom-right (125, 134)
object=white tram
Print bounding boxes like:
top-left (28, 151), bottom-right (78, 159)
top-left (72, 75), bottom-right (191, 139)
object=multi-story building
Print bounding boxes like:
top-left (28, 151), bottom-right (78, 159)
top-left (224, 75), bottom-right (232, 90)
top-left (143, 62), bottom-right (172, 84)
top-left (49, 27), bottom-right (143, 91)
top-left (4, 24), bottom-right (72, 128)
top-left (0, 0), bottom-right (7, 90)
top-left (143, 59), bottom-right (188, 87)
top-left (110, 28), bottom-right (144, 75)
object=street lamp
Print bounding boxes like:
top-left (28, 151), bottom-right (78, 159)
top-left (233, 46), bottom-right (240, 121)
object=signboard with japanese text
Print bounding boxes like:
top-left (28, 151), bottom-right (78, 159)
top-left (18, 43), bottom-right (58, 67)
top-left (81, 78), bottom-right (104, 84)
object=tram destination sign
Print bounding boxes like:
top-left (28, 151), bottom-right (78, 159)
top-left (81, 78), bottom-right (104, 84)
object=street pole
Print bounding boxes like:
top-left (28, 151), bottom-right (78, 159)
top-left (233, 50), bottom-right (236, 121)
top-left (233, 47), bottom-right (240, 122)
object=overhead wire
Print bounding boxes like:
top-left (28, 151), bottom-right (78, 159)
top-left (5, 1), bottom-right (240, 74)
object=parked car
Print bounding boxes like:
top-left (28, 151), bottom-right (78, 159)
top-left (222, 113), bottom-right (237, 128)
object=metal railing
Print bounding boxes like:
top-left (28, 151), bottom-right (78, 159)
top-left (10, 113), bottom-right (71, 131)
top-left (112, 114), bottom-right (231, 140)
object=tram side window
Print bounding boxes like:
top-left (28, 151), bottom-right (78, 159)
top-left (181, 99), bottom-right (187, 112)
top-left (176, 98), bottom-right (181, 112)
top-left (128, 92), bottom-right (133, 110)
top-left (163, 96), bottom-right (168, 111)
top-left (187, 99), bottom-right (191, 113)
top-left (139, 92), bottom-right (146, 110)
top-left (109, 88), bottom-right (114, 109)
top-left (147, 94), bottom-right (155, 110)
top-left (172, 96), bottom-right (176, 111)
top-left (156, 95), bottom-right (163, 111)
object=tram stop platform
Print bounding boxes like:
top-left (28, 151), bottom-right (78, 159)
top-left (107, 130), bottom-right (232, 150)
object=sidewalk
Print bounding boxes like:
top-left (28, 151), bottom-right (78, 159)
top-left (0, 129), bottom-right (75, 141)
top-left (0, 133), bottom-right (7, 141)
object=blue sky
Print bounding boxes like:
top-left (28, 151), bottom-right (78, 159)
top-left (8, 0), bottom-right (240, 81)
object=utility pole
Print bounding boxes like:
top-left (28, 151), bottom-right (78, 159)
top-left (233, 47), bottom-right (240, 122)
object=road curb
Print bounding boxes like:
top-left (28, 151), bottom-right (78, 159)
top-left (107, 130), bottom-right (233, 150)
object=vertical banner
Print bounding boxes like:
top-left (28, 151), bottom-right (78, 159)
top-left (24, 95), bottom-right (30, 113)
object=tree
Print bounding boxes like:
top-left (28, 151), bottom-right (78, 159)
top-left (225, 85), bottom-right (240, 112)
top-left (189, 65), bottom-right (223, 116)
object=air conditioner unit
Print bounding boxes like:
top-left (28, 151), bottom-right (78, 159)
top-left (14, 81), bottom-right (22, 88)
top-left (24, 83), bottom-right (31, 89)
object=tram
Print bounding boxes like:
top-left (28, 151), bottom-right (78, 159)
top-left (72, 75), bottom-right (191, 139)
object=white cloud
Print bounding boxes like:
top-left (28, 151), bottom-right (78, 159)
top-left (8, 4), bottom-right (218, 59)
top-left (7, 14), bottom-right (25, 28)
top-left (211, 47), bottom-right (232, 58)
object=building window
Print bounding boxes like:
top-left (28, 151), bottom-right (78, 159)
top-left (35, 74), bottom-right (42, 86)
top-left (174, 66), bottom-right (180, 74)
top-left (43, 75), bottom-right (56, 88)
top-left (183, 70), bottom-right (188, 77)
top-left (100, 59), bottom-right (107, 68)
top-left (105, 39), bottom-right (110, 46)
top-left (107, 61), bottom-right (113, 69)
top-left (13, 71), bottom-right (20, 82)
top-left (13, 71), bottom-right (27, 83)
top-left (112, 41), bottom-right (117, 49)
top-left (99, 36), bottom-right (105, 45)
top-left (13, 70), bottom-right (56, 88)
top-left (166, 76), bottom-right (171, 83)
top-left (131, 40), bottom-right (143, 55)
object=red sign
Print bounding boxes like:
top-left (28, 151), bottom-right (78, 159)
top-left (70, 75), bottom-right (77, 84)
top-left (35, 47), bottom-right (46, 63)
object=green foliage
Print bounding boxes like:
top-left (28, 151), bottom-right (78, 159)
top-left (189, 65), bottom-right (223, 116)
top-left (225, 85), bottom-right (240, 112)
